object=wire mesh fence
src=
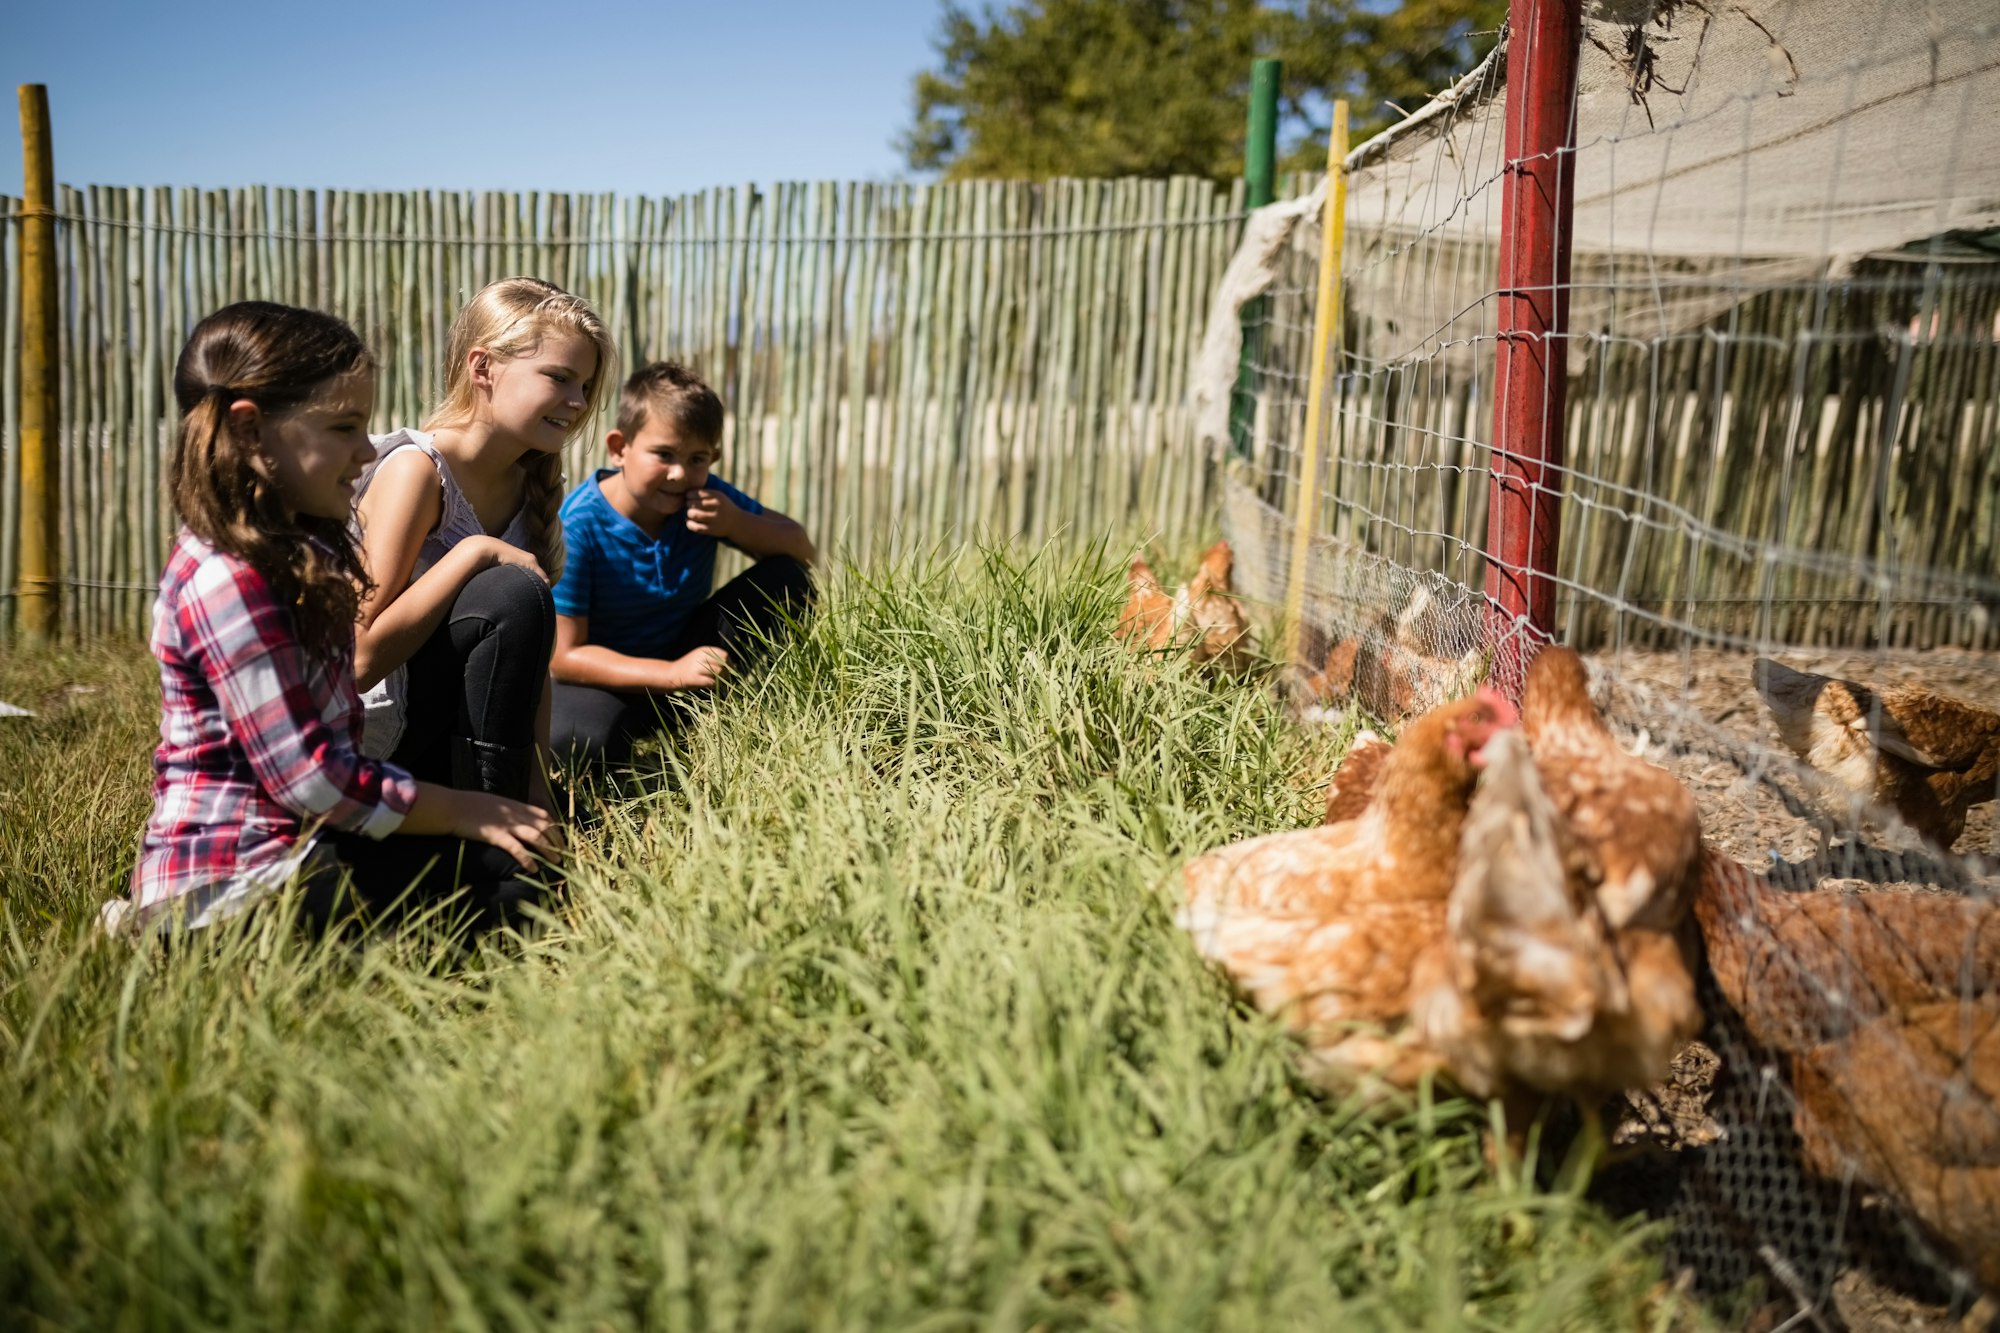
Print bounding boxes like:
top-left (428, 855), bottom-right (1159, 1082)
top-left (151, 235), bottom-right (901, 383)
top-left (1209, 0), bottom-right (2000, 1322)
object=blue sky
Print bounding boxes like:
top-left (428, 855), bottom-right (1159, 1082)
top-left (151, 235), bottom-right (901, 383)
top-left (6, 0), bottom-right (946, 194)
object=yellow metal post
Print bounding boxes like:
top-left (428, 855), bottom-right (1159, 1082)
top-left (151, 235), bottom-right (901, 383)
top-left (1281, 100), bottom-right (1348, 666)
top-left (17, 85), bottom-right (60, 641)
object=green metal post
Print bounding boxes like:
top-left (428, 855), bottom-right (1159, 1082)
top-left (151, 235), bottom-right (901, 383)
top-left (1230, 59), bottom-right (1281, 459)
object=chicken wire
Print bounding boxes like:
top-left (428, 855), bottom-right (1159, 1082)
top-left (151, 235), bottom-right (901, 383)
top-left (1197, 0), bottom-right (2000, 1323)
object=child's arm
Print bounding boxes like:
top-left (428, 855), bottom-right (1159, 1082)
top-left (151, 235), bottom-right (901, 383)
top-left (686, 489), bottom-right (816, 566)
top-left (181, 555), bottom-right (558, 867)
top-left (547, 516), bottom-right (725, 693)
top-left (550, 614), bottom-right (728, 692)
top-left (353, 449), bottom-right (545, 690)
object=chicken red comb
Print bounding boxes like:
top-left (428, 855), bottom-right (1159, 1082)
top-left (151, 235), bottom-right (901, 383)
top-left (1474, 683), bottom-right (1520, 728)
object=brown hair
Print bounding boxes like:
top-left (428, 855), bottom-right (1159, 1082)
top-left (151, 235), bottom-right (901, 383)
top-left (616, 360), bottom-right (725, 448)
top-left (422, 277), bottom-right (617, 582)
top-left (171, 301), bottom-right (374, 656)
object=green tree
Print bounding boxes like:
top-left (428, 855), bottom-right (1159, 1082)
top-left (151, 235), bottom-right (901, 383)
top-left (901, 0), bottom-right (1506, 180)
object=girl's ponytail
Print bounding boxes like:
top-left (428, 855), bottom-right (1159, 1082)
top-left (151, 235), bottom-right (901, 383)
top-left (169, 388), bottom-right (233, 528)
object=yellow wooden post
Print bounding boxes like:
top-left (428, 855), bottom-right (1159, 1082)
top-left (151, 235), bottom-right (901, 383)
top-left (17, 85), bottom-right (60, 641)
top-left (1281, 100), bottom-right (1348, 666)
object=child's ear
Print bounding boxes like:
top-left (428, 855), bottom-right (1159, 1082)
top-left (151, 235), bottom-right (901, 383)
top-left (225, 399), bottom-right (264, 444)
top-left (468, 348), bottom-right (496, 390)
top-left (605, 429), bottom-right (628, 460)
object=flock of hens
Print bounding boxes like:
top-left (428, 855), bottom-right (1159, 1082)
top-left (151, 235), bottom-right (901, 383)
top-left (1117, 542), bottom-right (2000, 1297)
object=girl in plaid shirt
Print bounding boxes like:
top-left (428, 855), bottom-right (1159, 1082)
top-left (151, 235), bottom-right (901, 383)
top-left (117, 303), bottom-right (562, 935)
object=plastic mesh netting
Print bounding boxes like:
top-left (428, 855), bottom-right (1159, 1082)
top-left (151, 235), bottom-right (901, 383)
top-left (1196, 0), bottom-right (2000, 1323)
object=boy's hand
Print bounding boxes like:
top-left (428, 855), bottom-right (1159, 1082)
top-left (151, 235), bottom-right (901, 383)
top-left (663, 646), bottom-right (729, 690)
top-left (684, 489), bottom-right (743, 541)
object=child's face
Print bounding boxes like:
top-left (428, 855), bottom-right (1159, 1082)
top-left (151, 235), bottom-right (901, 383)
top-left (255, 371), bottom-right (377, 520)
top-left (478, 331), bottom-right (597, 454)
top-left (611, 417), bottom-right (716, 520)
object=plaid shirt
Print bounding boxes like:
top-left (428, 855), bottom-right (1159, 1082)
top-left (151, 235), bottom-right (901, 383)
top-left (127, 532), bottom-right (418, 926)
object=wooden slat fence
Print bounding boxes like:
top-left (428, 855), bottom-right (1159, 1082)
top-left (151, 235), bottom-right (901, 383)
top-left (0, 176), bottom-right (1306, 640)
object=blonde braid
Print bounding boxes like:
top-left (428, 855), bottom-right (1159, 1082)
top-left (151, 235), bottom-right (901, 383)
top-left (521, 450), bottom-right (567, 583)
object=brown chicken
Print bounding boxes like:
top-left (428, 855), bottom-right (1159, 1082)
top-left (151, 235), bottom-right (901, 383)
top-left (1280, 633), bottom-right (1364, 721)
top-left (1754, 658), bottom-right (2000, 850)
top-left (1282, 619), bottom-right (1389, 723)
top-left (1116, 557), bottom-right (1175, 648)
top-left (1358, 634), bottom-right (1429, 720)
top-left (1695, 848), bottom-right (2000, 1289)
top-left (1496, 646), bottom-right (1705, 1146)
top-left (1791, 999), bottom-right (2000, 1293)
top-left (1410, 729), bottom-right (1701, 1152)
top-left (1376, 584), bottom-right (1487, 718)
top-left (1116, 541), bottom-right (1255, 674)
top-left (1288, 594), bottom-right (1485, 723)
top-left (1523, 646), bottom-right (1703, 932)
top-left (1182, 541), bottom-right (1256, 674)
top-left (1322, 730), bottom-right (1391, 825)
top-left (1177, 690), bottom-right (1517, 1095)
top-left (1303, 646), bottom-right (1703, 1153)
top-left (1313, 637), bottom-right (1362, 702)
top-left (1695, 845), bottom-right (2000, 1051)
top-left (1409, 729), bottom-right (1616, 1101)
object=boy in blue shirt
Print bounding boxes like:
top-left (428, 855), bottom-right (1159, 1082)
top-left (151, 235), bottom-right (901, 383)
top-left (549, 361), bottom-right (815, 764)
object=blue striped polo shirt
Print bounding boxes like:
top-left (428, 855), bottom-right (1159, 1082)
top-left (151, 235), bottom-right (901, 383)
top-left (552, 468), bottom-right (765, 658)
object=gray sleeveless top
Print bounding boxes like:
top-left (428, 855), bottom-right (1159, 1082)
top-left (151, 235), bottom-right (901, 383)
top-left (353, 429), bottom-right (533, 758)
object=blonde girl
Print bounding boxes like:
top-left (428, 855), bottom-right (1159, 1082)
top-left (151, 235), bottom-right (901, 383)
top-left (353, 277), bottom-right (616, 804)
top-left (120, 301), bottom-right (560, 935)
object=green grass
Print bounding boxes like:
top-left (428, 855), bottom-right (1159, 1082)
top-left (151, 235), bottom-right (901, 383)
top-left (0, 547), bottom-right (1688, 1330)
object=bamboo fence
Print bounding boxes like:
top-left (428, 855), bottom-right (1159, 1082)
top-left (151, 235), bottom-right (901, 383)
top-left (1240, 239), bottom-right (2000, 653)
top-left (0, 176), bottom-right (1303, 640)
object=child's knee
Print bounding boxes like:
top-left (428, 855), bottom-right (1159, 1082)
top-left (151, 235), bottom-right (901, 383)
top-left (550, 683), bottom-right (636, 768)
top-left (754, 555), bottom-right (815, 606)
top-left (469, 561), bottom-right (555, 616)
top-left (457, 563), bottom-right (556, 645)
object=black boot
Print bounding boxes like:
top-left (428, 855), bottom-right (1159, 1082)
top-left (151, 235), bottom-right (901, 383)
top-left (451, 736), bottom-right (536, 801)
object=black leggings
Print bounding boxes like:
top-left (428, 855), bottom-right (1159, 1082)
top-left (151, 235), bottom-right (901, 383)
top-left (551, 555), bottom-right (814, 766)
top-left (295, 829), bottom-right (549, 937)
top-left (392, 562), bottom-right (555, 786)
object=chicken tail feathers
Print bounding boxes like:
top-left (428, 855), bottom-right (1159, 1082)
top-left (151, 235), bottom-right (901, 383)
top-left (1450, 730), bottom-right (1606, 1040)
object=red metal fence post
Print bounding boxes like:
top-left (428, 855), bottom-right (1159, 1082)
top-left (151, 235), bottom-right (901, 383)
top-left (1485, 0), bottom-right (1580, 698)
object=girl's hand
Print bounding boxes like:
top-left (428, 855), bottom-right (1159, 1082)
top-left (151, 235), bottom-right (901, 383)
top-left (683, 489), bottom-right (743, 541)
top-left (464, 536), bottom-right (548, 582)
top-left (450, 788), bottom-right (566, 869)
top-left (664, 646), bottom-right (729, 690)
